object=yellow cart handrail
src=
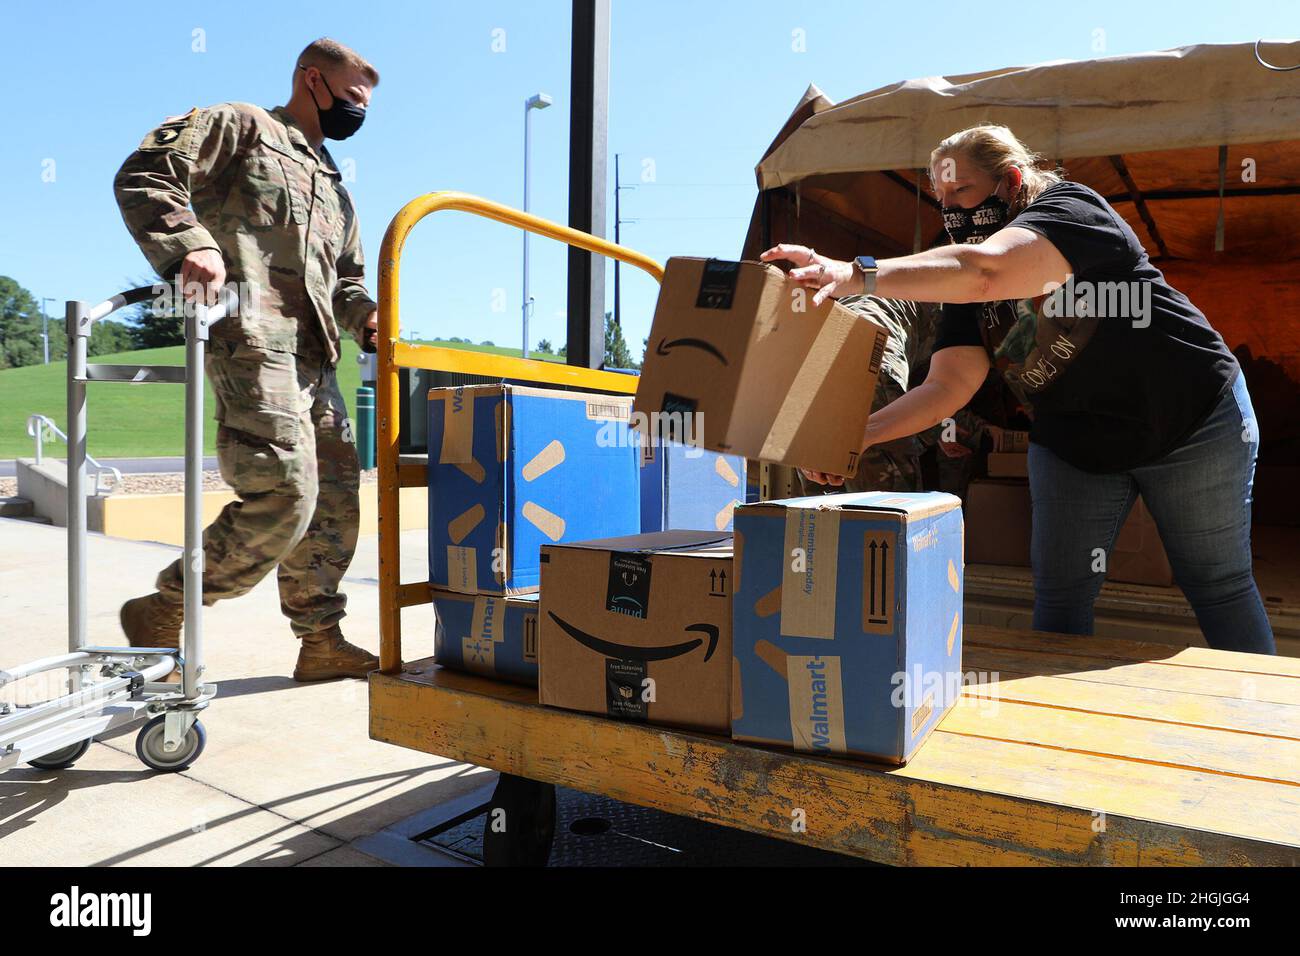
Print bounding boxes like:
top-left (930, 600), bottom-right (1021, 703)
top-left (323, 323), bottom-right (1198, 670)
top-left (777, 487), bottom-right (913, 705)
top-left (376, 190), bottom-right (664, 673)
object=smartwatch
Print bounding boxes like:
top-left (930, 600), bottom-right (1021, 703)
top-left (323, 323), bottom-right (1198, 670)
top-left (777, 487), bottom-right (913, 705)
top-left (854, 256), bottom-right (879, 295)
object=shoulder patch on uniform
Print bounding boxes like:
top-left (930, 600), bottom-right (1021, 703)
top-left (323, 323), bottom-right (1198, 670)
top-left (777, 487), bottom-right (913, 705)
top-left (138, 107), bottom-right (204, 154)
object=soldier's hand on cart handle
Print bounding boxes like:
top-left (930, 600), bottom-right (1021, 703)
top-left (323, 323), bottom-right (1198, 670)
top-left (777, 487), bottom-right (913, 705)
top-left (800, 467), bottom-right (846, 487)
top-left (760, 244), bottom-right (859, 307)
top-left (180, 249), bottom-right (227, 306)
top-left (362, 310), bottom-right (378, 353)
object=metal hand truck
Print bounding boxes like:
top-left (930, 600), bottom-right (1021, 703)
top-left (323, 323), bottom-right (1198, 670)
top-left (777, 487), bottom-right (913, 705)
top-left (0, 285), bottom-right (225, 773)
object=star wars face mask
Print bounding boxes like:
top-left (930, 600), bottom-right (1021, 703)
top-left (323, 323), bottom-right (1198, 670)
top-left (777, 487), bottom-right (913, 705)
top-left (942, 181), bottom-right (1010, 244)
top-left (301, 67), bottom-right (366, 140)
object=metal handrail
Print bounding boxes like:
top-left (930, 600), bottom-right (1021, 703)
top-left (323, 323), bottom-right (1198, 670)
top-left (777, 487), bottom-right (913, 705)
top-left (25, 413), bottom-right (123, 496)
top-left (376, 190), bottom-right (664, 673)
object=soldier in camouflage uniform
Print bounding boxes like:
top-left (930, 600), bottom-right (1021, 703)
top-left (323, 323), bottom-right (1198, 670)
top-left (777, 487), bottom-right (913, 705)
top-left (115, 39), bottom-right (381, 681)
top-left (794, 295), bottom-right (942, 495)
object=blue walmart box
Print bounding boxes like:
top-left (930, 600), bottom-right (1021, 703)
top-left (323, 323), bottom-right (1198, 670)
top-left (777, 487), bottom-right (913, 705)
top-left (638, 441), bottom-right (746, 533)
top-left (432, 587), bottom-right (539, 685)
top-left (731, 492), bottom-right (964, 765)
top-left (428, 384), bottom-right (640, 594)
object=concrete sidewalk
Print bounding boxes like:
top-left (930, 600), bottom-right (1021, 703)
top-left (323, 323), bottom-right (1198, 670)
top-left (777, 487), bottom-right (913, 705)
top-left (0, 517), bottom-right (490, 867)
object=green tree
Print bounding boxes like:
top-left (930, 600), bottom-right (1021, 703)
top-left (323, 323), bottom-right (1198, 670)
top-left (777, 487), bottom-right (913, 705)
top-left (535, 338), bottom-right (553, 354)
top-left (604, 311), bottom-right (636, 369)
top-left (0, 275), bottom-right (64, 368)
top-left (90, 320), bottom-right (136, 356)
top-left (123, 274), bottom-right (184, 349)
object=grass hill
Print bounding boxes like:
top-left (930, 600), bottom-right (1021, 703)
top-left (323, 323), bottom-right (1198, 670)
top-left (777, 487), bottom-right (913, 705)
top-left (0, 338), bottom-right (561, 460)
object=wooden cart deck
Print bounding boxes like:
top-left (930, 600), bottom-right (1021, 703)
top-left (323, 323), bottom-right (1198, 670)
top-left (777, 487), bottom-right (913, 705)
top-left (369, 196), bottom-right (1299, 867)
top-left (370, 624), bottom-right (1300, 866)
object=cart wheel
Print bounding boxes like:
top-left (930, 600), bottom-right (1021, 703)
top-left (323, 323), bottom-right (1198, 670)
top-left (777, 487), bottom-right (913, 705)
top-left (27, 738), bottom-right (92, 770)
top-left (482, 773), bottom-right (556, 867)
top-left (135, 715), bottom-right (205, 772)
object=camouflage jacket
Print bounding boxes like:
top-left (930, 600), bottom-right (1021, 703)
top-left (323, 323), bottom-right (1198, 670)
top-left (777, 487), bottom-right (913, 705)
top-left (837, 294), bottom-right (944, 453)
top-left (114, 102), bottom-right (375, 363)
top-left (836, 294), bottom-right (940, 392)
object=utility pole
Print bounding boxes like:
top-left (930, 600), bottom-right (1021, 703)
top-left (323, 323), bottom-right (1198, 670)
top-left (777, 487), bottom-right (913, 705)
top-left (613, 153), bottom-right (636, 330)
top-left (614, 154), bottom-right (621, 329)
top-left (523, 92), bottom-right (553, 360)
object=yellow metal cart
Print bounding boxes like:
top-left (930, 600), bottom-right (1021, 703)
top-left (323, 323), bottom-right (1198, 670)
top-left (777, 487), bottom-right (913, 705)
top-left (367, 193), bottom-right (1300, 867)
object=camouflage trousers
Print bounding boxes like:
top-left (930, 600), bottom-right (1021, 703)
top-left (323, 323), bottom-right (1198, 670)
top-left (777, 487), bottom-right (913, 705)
top-left (155, 337), bottom-right (361, 639)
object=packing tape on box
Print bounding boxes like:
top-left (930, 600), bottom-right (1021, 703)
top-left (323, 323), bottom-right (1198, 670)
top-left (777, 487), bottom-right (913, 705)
top-left (471, 595), bottom-right (506, 644)
top-left (446, 545), bottom-right (478, 593)
top-left (440, 390), bottom-right (475, 465)
top-left (779, 506), bottom-right (841, 638)
top-left (787, 653), bottom-right (847, 753)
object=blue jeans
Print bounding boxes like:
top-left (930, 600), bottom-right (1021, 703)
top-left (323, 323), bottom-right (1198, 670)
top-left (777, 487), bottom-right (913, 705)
top-left (1027, 372), bottom-right (1275, 654)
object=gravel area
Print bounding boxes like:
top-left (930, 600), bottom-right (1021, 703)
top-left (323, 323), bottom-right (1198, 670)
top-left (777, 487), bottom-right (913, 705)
top-left (0, 468), bottom-right (379, 498)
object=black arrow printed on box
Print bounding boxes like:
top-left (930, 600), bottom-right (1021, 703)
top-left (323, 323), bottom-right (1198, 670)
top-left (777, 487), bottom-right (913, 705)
top-left (710, 567), bottom-right (727, 596)
top-left (868, 539), bottom-right (889, 624)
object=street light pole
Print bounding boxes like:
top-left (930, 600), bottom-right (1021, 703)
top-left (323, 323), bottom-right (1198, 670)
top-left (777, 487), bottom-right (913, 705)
top-left (614, 154), bottom-right (621, 330)
top-left (41, 297), bottom-right (56, 364)
top-left (523, 92), bottom-right (553, 360)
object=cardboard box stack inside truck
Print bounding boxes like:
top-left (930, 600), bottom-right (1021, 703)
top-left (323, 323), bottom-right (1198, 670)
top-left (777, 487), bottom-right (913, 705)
top-left (424, 257), bottom-right (968, 765)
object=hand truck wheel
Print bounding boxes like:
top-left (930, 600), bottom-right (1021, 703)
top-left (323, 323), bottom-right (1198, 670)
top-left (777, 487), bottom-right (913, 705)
top-left (135, 714), bottom-right (206, 772)
top-left (482, 773), bottom-right (556, 867)
top-left (27, 737), bottom-right (92, 770)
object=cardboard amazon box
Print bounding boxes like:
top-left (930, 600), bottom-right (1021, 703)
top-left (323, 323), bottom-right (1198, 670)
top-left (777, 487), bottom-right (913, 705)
top-left (754, 463), bottom-right (800, 502)
top-left (538, 531), bottom-right (734, 734)
top-left (427, 384), bottom-right (640, 595)
top-left (994, 430), bottom-right (1030, 453)
top-left (731, 492), bottom-right (965, 765)
top-left (964, 478), bottom-right (1174, 586)
top-left (432, 588), bottom-right (539, 686)
top-left (964, 479), bottom-right (1032, 566)
top-left (986, 451), bottom-right (1028, 478)
top-left (634, 257), bottom-right (890, 476)
top-left (639, 440), bottom-right (746, 533)
top-left (1111, 497), bottom-right (1175, 587)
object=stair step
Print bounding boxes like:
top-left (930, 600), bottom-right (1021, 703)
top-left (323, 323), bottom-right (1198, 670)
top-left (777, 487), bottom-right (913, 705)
top-left (8, 514), bottom-right (53, 525)
top-left (0, 495), bottom-right (35, 517)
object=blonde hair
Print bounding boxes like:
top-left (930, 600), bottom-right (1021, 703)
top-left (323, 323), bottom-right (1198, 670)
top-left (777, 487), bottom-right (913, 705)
top-left (296, 37), bottom-right (380, 87)
top-left (929, 125), bottom-right (1061, 210)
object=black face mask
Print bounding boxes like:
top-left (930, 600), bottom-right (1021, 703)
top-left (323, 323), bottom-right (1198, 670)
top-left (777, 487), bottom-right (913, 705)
top-left (942, 184), bottom-right (1010, 244)
top-left (302, 67), bottom-right (366, 140)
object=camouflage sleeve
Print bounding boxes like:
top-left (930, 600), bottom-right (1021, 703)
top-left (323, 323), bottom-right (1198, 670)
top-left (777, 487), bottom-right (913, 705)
top-left (839, 294), bottom-right (928, 392)
top-left (332, 198), bottom-right (376, 346)
top-left (113, 104), bottom-right (247, 277)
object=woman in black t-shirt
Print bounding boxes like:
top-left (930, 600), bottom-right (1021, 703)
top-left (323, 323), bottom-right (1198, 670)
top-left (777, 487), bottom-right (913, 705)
top-left (762, 124), bottom-right (1273, 654)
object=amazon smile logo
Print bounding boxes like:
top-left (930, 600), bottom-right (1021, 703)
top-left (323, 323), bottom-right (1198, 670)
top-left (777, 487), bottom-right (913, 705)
top-left (655, 336), bottom-right (728, 365)
top-left (547, 612), bottom-right (719, 662)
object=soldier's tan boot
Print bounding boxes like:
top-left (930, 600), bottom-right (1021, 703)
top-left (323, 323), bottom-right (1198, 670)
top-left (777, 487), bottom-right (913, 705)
top-left (120, 592), bottom-right (184, 683)
top-left (292, 626), bottom-right (379, 682)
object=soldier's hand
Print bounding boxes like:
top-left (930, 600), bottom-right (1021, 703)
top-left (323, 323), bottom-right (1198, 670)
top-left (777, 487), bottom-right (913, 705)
top-left (180, 249), bottom-right (227, 306)
top-left (800, 468), bottom-right (846, 487)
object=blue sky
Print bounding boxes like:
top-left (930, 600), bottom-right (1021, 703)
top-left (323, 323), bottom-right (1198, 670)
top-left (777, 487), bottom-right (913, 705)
top-left (1, 0), bottom-right (1295, 361)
